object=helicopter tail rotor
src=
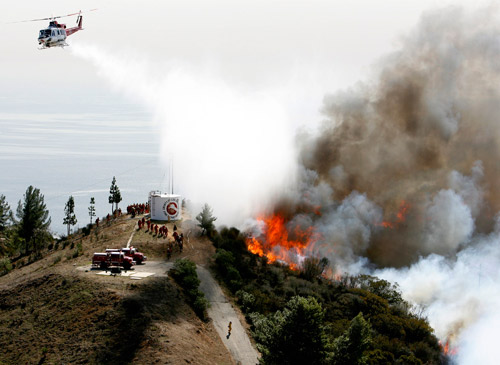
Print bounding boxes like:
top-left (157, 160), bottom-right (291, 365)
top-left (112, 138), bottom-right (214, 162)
top-left (77, 11), bottom-right (82, 28)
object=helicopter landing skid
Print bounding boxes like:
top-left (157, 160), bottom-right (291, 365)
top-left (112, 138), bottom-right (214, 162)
top-left (38, 42), bottom-right (69, 50)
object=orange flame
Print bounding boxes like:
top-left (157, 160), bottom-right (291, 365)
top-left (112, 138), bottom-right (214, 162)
top-left (380, 200), bottom-right (410, 229)
top-left (439, 339), bottom-right (458, 356)
top-left (246, 214), bottom-right (319, 269)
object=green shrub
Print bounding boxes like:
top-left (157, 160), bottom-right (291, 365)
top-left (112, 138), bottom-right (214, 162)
top-left (236, 290), bottom-right (256, 313)
top-left (227, 266), bottom-right (242, 291)
top-left (0, 257), bottom-right (12, 276)
top-left (169, 259), bottom-right (208, 320)
top-left (193, 293), bottom-right (209, 318)
top-left (214, 249), bottom-right (235, 275)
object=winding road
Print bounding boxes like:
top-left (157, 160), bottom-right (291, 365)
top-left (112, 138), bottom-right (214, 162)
top-left (196, 266), bottom-right (260, 365)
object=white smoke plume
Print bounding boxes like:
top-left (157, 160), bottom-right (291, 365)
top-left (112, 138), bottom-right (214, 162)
top-left (70, 44), bottom-right (296, 225)
top-left (377, 228), bottom-right (500, 363)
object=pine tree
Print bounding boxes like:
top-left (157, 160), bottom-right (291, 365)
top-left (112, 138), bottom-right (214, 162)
top-left (88, 197), bottom-right (96, 224)
top-left (15, 186), bottom-right (51, 255)
top-left (114, 185), bottom-right (122, 212)
top-left (196, 203), bottom-right (217, 235)
top-left (108, 176), bottom-right (122, 213)
top-left (63, 196), bottom-right (77, 237)
top-left (331, 312), bottom-right (372, 365)
top-left (0, 195), bottom-right (12, 231)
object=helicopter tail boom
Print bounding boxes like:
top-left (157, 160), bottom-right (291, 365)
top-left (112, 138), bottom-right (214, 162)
top-left (65, 15), bottom-right (83, 37)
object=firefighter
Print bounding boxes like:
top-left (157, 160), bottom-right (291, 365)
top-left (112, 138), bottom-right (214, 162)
top-left (95, 217), bottom-right (99, 227)
top-left (227, 321), bottom-right (232, 339)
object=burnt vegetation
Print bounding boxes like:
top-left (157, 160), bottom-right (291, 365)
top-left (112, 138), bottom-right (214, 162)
top-left (211, 227), bottom-right (442, 364)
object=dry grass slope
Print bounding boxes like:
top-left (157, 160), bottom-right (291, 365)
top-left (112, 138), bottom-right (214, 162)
top-left (0, 214), bottom-right (233, 365)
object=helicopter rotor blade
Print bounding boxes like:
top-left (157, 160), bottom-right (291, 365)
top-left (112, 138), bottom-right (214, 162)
top-left (9, 9), bottom-right (97, 24)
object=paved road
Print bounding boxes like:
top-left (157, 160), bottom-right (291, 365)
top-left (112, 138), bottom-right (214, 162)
top-left (196, 266), bottom-right (260, 365)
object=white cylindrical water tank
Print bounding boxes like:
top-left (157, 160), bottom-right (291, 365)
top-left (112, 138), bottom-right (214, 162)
top-left (149, 191), bottom-right (182, 221)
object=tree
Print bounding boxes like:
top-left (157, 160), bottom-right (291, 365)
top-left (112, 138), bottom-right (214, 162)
top-left (196, 203), bottom-right (217, 235)
top-left (88, 197), bottom-right (96, 224)
top-left (0, 195), bottom-right (12, 231)
top-left (15, 186), bottom-right (51, 255)
top-left (108, 176), bottom-right (122, 213)
top-left (63, 196), bottom-right (77, 237)
top-left (253, 296), bottom-right (329, 364)
top-left (331, 312), bottom-right (372, 365)
top-left (302, 257), bottom-right (330, 280)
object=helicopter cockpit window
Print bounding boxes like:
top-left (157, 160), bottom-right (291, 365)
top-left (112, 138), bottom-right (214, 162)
top-left (39, 29), bottom-right (51, 37)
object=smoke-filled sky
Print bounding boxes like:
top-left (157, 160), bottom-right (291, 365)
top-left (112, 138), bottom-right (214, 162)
top-left (1, 1), bottom-right (499, 363)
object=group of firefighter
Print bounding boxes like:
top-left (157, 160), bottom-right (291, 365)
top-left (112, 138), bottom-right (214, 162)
top-left (94, 208), bottom-right (123, 228)
top-left (136, 216), bottom-right (184, 259)
top-left (127, 203), bottom-right (149, 217)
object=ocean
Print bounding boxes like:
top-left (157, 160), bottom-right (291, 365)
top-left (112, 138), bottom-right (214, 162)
top-left (0, 100), bottom-right (168, 235)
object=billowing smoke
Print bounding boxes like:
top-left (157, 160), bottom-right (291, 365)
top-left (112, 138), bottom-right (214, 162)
top-left (266, 6), bottom-right (500, 266)
top-left (248, 6), bottom-right (500, 362)
top-left (70, 45), bottom-right (296, 225)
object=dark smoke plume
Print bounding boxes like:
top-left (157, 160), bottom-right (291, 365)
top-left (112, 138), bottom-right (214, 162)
top-left (272, 6), bottom-right (500, 269)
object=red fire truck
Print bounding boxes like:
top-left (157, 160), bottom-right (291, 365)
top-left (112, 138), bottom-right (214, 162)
top-left (92, 251), bottom-right (134, 270)
top-left (105, 246), bottom-right (147, 265)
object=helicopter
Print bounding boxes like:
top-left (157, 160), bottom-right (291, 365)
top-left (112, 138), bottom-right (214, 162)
top-left (15, 9), bottom-right (96, 49)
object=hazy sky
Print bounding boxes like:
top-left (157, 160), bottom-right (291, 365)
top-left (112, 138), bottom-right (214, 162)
top-left (1, 0), bottom-right (489, 112)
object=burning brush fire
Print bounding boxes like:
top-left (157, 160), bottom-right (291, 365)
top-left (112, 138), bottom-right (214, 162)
top-left (246, 200), bottom-right (411, 271)
top-left (380, 200), bottom-right (410, 229)
top-left (246, 213), bottom-right (320, 271)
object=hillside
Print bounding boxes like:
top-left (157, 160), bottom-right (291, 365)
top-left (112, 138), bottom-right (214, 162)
top-left (0, 214), bottom-right (234, 364)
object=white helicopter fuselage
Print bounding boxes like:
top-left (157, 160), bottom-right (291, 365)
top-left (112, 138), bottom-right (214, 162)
top-left (38, 26), bottom-right (67, 48)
